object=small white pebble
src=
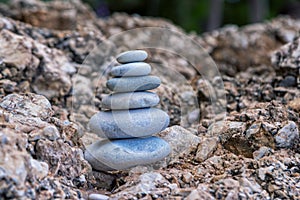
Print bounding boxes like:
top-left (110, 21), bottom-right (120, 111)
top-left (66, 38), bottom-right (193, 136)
top-left (88, 193), bottom-right (109, 200)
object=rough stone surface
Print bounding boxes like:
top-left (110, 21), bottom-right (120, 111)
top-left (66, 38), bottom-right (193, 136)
top-left (195, 137), bottom-right (219, 162)
top-left (271, 37), bottom-right (300, 78)
top-left (158, 126), bottom-right (201, 162)
top-left (101, 91), bottom-right (159, 110)
top-left (88, 108), bottom-right (169, 138)
top-left (0, 29), bottom-right (74, 100)
top-left (106, 76), bottom-right (161, 92)
top-left (0, 93), bottom-right (52, 119)
top-left (0, 93), bottom-right (91, 199)
top-left (275, 121), bottom-right (299, 148)
top-left (84, 137), bottom-right (171, 171)
top-left (0, 0), bottom-right (299, 199)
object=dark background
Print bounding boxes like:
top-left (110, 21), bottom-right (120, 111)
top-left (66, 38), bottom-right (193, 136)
top-left (85, 0), bottom-right (300, 33)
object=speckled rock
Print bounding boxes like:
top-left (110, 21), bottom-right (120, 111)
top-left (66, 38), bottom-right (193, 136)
top-left (0, 29), bottom-right (74, 100)
top-left (101, 91), bottom-right (160, 110)
top-left (35, 139), bottom-right (91, 179)
top-left (110, 62), bottom-right (151, 77)
top-left (199, 16), bottom-right (300, 76)
top-left (158, 126), bottom-right (201, 162)
top-left (275, 121), bottom-right (299, 148)
top-left (195, 137), bottom-right (219, 162)
top-left (0, 93), bottom-right (53, 119)
top-left (0, 93), bottom-right (91, 199)
top-left (109, 172), bottom-right (171, 198)
top-left (88, 108), bottom-right (169, 138)
top-left (84, 137), bottom-right (171, 171)
top-left (0, 129), bottom-right (29, 199)
top-left (106, 76), bottom-right (161, 92)
top-left (271, 36), bottom-right (300, 78)
top-left (116, 50), bottom-right (148, 63)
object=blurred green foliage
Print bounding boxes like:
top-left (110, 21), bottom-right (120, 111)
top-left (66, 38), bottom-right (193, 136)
top-left (0, 0), bottom-right (299, 33)
top-left (95, 0), bottom-right (299, 33)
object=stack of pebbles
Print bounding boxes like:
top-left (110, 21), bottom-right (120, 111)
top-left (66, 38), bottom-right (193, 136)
top-left (85, 50), bottom-right (171, 171)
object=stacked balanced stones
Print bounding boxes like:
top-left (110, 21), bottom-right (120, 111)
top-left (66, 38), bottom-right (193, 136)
top-left (85, 50), bottom-right (171, 171)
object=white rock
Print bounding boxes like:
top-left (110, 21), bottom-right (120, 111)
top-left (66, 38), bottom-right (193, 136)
top-left (275, 121), bottom-right (299, 148)
top-left (88, 193), bottom-right (109, 200)
top-left (30, 158), bottom-right (49, 179)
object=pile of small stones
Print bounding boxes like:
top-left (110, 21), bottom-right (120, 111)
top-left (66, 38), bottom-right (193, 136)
top-left (85, 50), bottom-right (171, 171)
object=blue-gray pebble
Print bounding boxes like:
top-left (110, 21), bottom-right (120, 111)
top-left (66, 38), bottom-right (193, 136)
top-left (88, 108), bottom-right (170, 139)
top-left (106, 76), bottom-right (161, 92)
top-left (84, 136), bottom-right (171, 171)
top-left (111, 62), bottom-right (151, 77)
top-left (102, 91), bottom-right (160, 110)
top-left (116, 50), bottom-right (148, 63)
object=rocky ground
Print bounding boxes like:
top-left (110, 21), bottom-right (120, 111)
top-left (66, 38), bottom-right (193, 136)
top-left (0, 0), bottom-right (299, 199)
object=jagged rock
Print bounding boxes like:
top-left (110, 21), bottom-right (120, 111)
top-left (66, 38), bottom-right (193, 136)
top-left (158, 126), bottom-right (201, 162)
top-left (0, 93), bottom-right (92, 198)
top-left (35, 139), bottom-right (91, 179)
top-left (0, 93), bottom-right (52, 119)
top-left (110, 172), bottom-right (170, 198)
top-left (275, 121), bottom-right (299, 148)
top-left (0, 128), bottom-right (29, 199)
top-left (198, 16), bottom-right (300, 76)
top-left (271, 37), bottom-right (300, 78)
top-left (195, 137), bottom-right (219, 162)
top-left (0, 29), bottom-right (73, 100)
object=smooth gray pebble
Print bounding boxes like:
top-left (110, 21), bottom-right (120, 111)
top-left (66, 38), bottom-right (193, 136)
top-left (106, 76), bottom-right (161, 92)
top-left (116, 50), bottom-right (148, 63)
top-left (88, 108), bottom-right (170, 139)
top-left (101, 91), bottom-right (159, 110)
top-left (111, 62), bottom-right (151, 77)
top-left (84, 136), bottom-right (171, 171)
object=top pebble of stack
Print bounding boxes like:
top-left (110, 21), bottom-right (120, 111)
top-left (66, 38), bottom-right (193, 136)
top-left (116, 50), bottom-right (148, 63)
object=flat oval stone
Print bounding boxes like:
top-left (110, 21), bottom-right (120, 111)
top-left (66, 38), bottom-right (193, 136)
top-left (106, 76), bottom-right (161, 92)
top-left (102, 91), bottom-right (160, 110)
top-left (88, 108), bottom-right (170, 139)
top-left (110, 62), bottom-right (151, 77)
top-left (84, 136), bottom-right (171, 171)
top-left (116, 50), bottom-right (148, 63)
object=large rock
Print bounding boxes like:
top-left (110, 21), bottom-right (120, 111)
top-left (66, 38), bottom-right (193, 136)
top-left (199, 16), bottom-right (300, 76)
top-left (88, 108), bottom-right (169, 139)
top-left (36, 139), bottom-right (90, 179)
top-left (271, 37), bottom-right (300, 78)
top-left (275, 121), bottom-right (299, 148)
top-left (0, 93), bottom-right (91, 199)
top-left (159, 126), bottom-right (201, 162)
top-left (0, 128), bottom-right (29, 199)
top-left (0, 29), bottom-right (74, 100)
top-left (0, 93), bottom-right (52, 119)
top-left (221, 102), bottom-right (299, 157)
top-left (85, 137), bottom-right (171, 171)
